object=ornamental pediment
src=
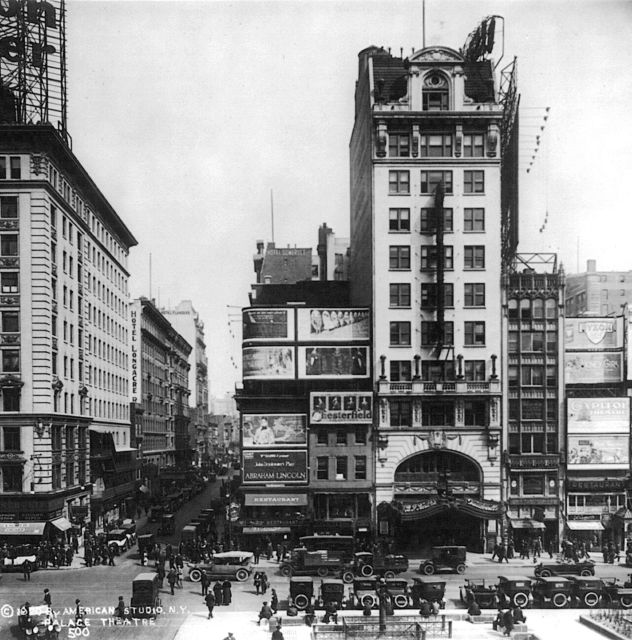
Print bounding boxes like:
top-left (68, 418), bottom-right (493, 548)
top-left (409, 46), bottom-right (464, 64)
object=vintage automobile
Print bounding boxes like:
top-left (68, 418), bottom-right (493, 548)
top-left (497, 576), bottom-right (532, 608)
top-left (534, 559), bottom-right (595, 578)
top-left (602, 577), bottom-right (632, 608)
top-left (317, 578), bottom-right (346, 609)
top-left (280, 548), bottom-right (346, 579)
top-left (120, 520), bottom-right (137, 545)
top-left (351, 577), bottom-right (379, 609)
top-left (411, 578), bottom-right (446, 608)
top-left (158, 514), bottom-right (176, 536)
top-left (289, 576), bottom-right (314, 610)
top-left (130, 573), bottom-right (162, 618)
top-left (2, 545), bottom-right (39, 572)
top-left (459, 578), bottom-right (498, 608)
top-left (351, 552), bottom-right (409, 578)
top-left (137, 534), bottom-right (155, 557)
top-left (187, 551), bottom-right (253, 583)
top-left (18, 604), bottom-right (61, 639)
top-left (180, 524), bottom-right (199, 544)
top-left (531, 576), bottom-right (573, 608)
top-left (385, 578), bottom-right (411, 609)
top-left (566, 576), bottom-right (606, 608)
top-left (419, 546), bottom-right (467, 575)
top-left (107, 529), bottom-right (130, 554)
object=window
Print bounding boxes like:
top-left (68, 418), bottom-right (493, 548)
top-left (389, 133), bottom-right (410, 157)
top-left (390, 321), bottom-right (411, 346)
top-left (389, 208), bottom-right (410, 231)
top-left (420, 134), bottom-right (452, 157)
top-left (390, 399), bottom-right (412, 427)
top-left (464, 246), bottom-right (485, 269)
top-left (421, 283), bottom-right (454, 307)
top-left (354, 426), bottom-right (366, 444)
top-left (2, 349), bottom-right (19, 372)
top-left (464, 170), bottom-right (485, 193)
top-left (523, 474), bottom-right (545, 494)
top-left (464, 360), bottom-right (485, 381)
top-left (420, 245), bottom-right (453, 270)
top-left (464, 283), bottom-right (485, 306)
top-left (336, 430), bottom-right (347, 445)
top-left (390, 360), bottom-right (412, 381)
top-left (423, 75), bottom-right (449, 111)
top-left (464, 321), bottom-right (485, 346)
top-left (422, 360), bottom-right (455, 381)
top-left (389, 170), bottom-right (410, 194)
top-left (317, 429), bottom-right (328, 445)
top-left (1, 311), bottom-right (18, 332)
top-left (464, 400), bottom-right (486, 426)
top-left (521, 332), bottom-right (544, 352)
top-left (2, 466), bottom-right (22, 491)
top-left (3, 427), bottom-right (20, 450)
top-left (0, 235), bottom-right (18, 256)
top-left (52, 462), bottom-right (61, 489)
top-left (65, 425), bottom-right (75, 449)
top-left (335, 457), bottom-right (347, 480)
top-left (389, 283), bottom-right (411, 307)
top-left (420, 170), bottom-right (452, 194)
top-left (522, 399), bottom-right (544, 420)
top-left (355, 456), bottom-right (367, 480)
top-left (0, 157), bottom-right (21, 180)
top-left (0, 197), bottom-right (17, 218)
top-left (421, 321), bottom-right (454, 345)
top-left (65, 460), bottom-right (74, 486)
top-left (522, 365), bottom-right (544, 386)
top-left (389, 246), bottom-right (410, 270)
top-left (3, 387), bottom-right (19, 411)
top-left (1, 272), bottom-right (17, 293)
top-left (463, 133), bottom-right (485, 157)
top-left (422, 401), bottom-right (454, 426)
top-left (52, 425), bottom-right (62, 450)
top-left (464, 208), bottom-right (485, 231)
top-left (420, 208), bottom-right (453, 233)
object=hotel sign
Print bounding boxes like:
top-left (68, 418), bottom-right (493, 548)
top-left (130, 300), bottom-right (141, 403)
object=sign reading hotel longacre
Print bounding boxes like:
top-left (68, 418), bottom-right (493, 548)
top-left (310, 392), bottom-right (373, 423)
top-left (567, 398), bottom-right (630, 433)
top-left (242, 450), bottom-right (307, 484)
top-left (564, 317), bottom-right (623, 349)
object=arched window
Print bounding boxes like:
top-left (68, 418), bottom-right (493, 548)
top-left (423, 73), bottom-right (449, 111)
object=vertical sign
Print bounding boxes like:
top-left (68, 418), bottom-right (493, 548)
top-left (130, 299), bottom-right (141, 404)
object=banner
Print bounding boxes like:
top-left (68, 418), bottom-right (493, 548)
top-left (297, 308), bottom-right (370, 342)
top-left (242, 308), bottom-right (293, 341)
top-left (242, 450), bottom-right (308, 484)
top-left (564, 352), bottom-right (622, 384)
top-left (565, 317), bottom-right (623, 349)
top-left (242, 346), bottom-right (294, 379)
top-left (310, 392), bottom-right (373, 423)
top-left (568, 435), bottom-right (629, 468)
top-left (298, 346), bottom-right (369, 378)
top-left (242, 415), bottom-right (307, 447)
top-left (567, 398), bottom-right (630, 433)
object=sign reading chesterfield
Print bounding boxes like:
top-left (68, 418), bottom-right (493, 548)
top-left (565, 317), bottom-right (623, 349)
top-left (242, 450), bottom-right (307, 484)
top-left (310, 392), bottom-right (373, 423)
top-left (567, 398), bottom-right (630, 433)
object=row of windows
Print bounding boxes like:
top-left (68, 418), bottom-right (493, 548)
top-left (389, 245), bottom-right (486, 270)
top-left (316, 427), bottom-right (367, 446)
top-left (390, 283), bottom-right (486, 308)
top-left (508, 365), bottom-right (557, 387)
top-left (508, 433), bottom-right (557, 455)
top-left (389, 207), bottom-right (485, 233)
top-left (316, 455), bottom-right (367, 480)
top-left (390, 320), bottom-right (486, 346)
top-left (0, 157), bottom-right (21, 180)
top-left (390, 359), bottom-right (485, 382)
top-left (388, 132), bottom-right (485, 158)
top-left (507, 298), bottom-right (558, 319)
top-left (508, 331), bottom-right (557, 353)
top-left (389, 170), bottom-right (485, 195)
top-left (388, 399), bottom-right (487, 427)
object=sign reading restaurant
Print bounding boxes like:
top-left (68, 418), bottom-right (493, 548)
top-left (242, 450), bottom-right (307, 484)
top-left (310, 392), bottom-right (373, 423)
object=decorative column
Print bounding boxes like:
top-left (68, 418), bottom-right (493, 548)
top-left (376, 120), bottom-right (387, 158)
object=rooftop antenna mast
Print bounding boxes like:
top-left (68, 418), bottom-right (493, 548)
top-left (422, 0), bottom-right (426, 48)
top-left (270, 189), bottom-right (275, 243)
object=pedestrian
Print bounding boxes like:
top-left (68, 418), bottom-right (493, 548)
top-left (419, 598), bottom-right (431, 618)
top-left (43, 589), bottom-right (52, 607)
top-left (205, 591), bottom-right (215, 619)
top-left (323, 600), bottom-right (338, 624)
top-left (200, 570), bottom-right (209, 596)
top-left (75, 599), bottom-right (84, 625)
top-left (270, 589), bottom-right (278, 613)
top-left (176, 566), bottom-right (183, 588)
top-left (502, 608), bottom-right (514, 636)
top-left (304, 602), bottom-right (315, 626)
top-left (266, 541), bottom-right (273, 560)
top-left (115, 596), bottom-right (127, 622)
top-left (254, 572), bottom-right (262, 595)
top-left (71, 535), bottom-right (79, 554)
top-left (271, 626), bottom-right (284, 640)
top-left (66, 547), bottom-right (73, 566)
top-left (276, 544), bottom-right (282, 562)
top-left (108, 546), bottom-right (115, 566)
top-left (222, 579), bottom-right (232, 605)
top-left (140, 549), bottom-right (146, 566)
top-left (213, 580), bottom-right (224, 606)
top-left (167, 568), bottom-right (177, 595)
top-left (23, 560), bottom-right (31, 581)
top-left (363, 602), bottom-right (372, 616)
top-left (157, 562), bottom-right (165, 587)
top-left (261, 572), bottom-right (269, 595)
top-left (253, 545), bottom-right (260, 565)
top-left (258, 601), bottom-right (273, 625)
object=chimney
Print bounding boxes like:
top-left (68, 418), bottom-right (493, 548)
top-left (587, 259), bottom-right (596, 273)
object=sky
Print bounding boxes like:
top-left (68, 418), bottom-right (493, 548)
top-left (64, 0), bottom-right (632, 395)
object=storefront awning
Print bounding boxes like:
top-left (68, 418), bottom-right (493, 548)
top-left (0, 522), bottom-right (46, 536)
top-left (244, 493), bottom-right (307, 507)
top-left (50, 517), bottom-right (72, 531)
top-left (509, 518), bottom-right (546, 530)
top-left (566, 521), bottom-right (604, 531)
top-left (242, 526), bottom-right (291, 534)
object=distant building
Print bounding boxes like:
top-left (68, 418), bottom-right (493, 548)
top-left (317, 223), bottom-right (349, 281)
top-left (566, 260), bottom-right (632, 316)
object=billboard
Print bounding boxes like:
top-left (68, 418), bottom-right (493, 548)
top-left (242, 346), bottom-right (294, 379)
top-left (567, 398), bottom-right (630, 433)
top-left (298, 346), bottom-right (370, 378)
top-left (242, 414), bottom-right (307, 447)
top-left (568, 435), bottom-right (629, 469)
top-left (297, 308), bottom-right (370, 342)
top-left (242, 450), bottom-right (308, 484)
top-left (242, 309), bottom-right (294, 341)
top-left (310, 392), bottom-right (373, 423)
top-left (565, 317), bottom-right (623, 350)
top-left (564, 352), bottom-right (623, 384)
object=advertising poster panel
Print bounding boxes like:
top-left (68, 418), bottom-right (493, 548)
top-left (568, 435), bottom-right (629, 468)
top-left (242, 450), bottom-right (308, 484)
top-left (310, 392), bottom-right (373, 423)
top-left (567, 398), bottom-right (630, 433)
top-left (564, 352), bottom-right (622, 384)
top-left (298, 346), bottom-right (370, 378)
top-left (297, 308), bottom-right (370, 342)
top-left (242, 414), bottom-right (307, 447)
top-left (564, 317), bottom-right (623, 349)
top-left (242, 308), bottom-right (294, 341)
top-left (242, 346), bottom-right (294, 379)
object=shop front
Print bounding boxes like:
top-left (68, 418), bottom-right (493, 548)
top-left (312, 492), bottom-right (372, 545)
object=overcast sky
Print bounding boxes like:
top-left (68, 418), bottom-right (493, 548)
top-left (65, 0), bottom-right (632, 395)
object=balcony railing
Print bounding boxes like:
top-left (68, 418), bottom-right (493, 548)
top-left (379, 379), bottom-right (500, 395)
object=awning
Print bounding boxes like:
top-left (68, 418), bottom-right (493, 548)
top-left (138, 485), bottom-right (150, 494)
top-left (114, 444), bottom-right (138, 453)
top-left (566, 521), bottom-right (604, 531)
top-left (50, 517), bottom-right (72, 531)
top-left (244, 493), bottom-right (307, 507)
top-left (509, 518), bottom-right (546, 530)
top-left (0, 522), bottom-right (46, 536)
top-left (242, 526), bottom-right (291, 534)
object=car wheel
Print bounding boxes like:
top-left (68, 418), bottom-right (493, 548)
top-left (280, 564), bottom-right (292, 578)
top-left (342, 571), bottom-right (354, 584)
top-left (580, 569), bottom-right (594, 577)
top-left (513, 592), bottom-right (529, 608)
top-left (621, 595), bottom-right (632, 609)
top-left (552, 593), bottom-right (568, 608)
top-left (394, 594), bottom-right (409, 609)
top-left (422, 563), bottom-right (435, 575)
top-left (317, 566), bottom-right (329, 577)
top-left (360, 564), bottom-right (373, 577)
top-left (236, 568), bottom-right (249, 582)
top-left (189, 568), bottom-right (202, 583)
top-left (294, 594), bottom-right (309, 610)
top-left (583, 592), bottom-right (600, 608)
top-left (384, 570), bottom-right (396, 580)
top-left (456, 564), bottom-right (466, 575)
top-left (539, 569), bottom-right (552, 577)
top-left (361, 595), bottom-right (377, 609)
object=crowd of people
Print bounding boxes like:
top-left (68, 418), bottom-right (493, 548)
top-left (0, 537), bottom-right (79, 571)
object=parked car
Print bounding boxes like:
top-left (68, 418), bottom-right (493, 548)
top-left (385, 578), bottom-right (411, 609)
top-left (411, 578), bottom-right (446, 608)
top-left (459, 578), bottom-right (498, 608)
top-left (532, 576), bottom-right (573, 608)
top-left (602, 577), bottom-right (632, 608)
top-left (351, 552), bottom-right (409, 578)
top-left (130, 572), bottom-right (162, 618)
top-left (120, 520), bottom-right (137, 545)
top-left (17, 604), bottom-right (61, 638)
top-left (2, 545), bottom-right (39, 572)
top-left (497, 576), bottom-right (532, 608)
top-left (280, 548), bottom-right (346, 579)
top-left (351, 577), bottom-right (379, 609)
top-left (534, 559), bottom-right (595, 578)
top-left (107, 529), bottom-right (130, 554)
top-left (187, 551), bottom-right (253, 582)
top-left (289, 576), bottom-right (314, 610)
top-left (566, 576), bottom-right (606, 608)
top-left (419, 546), bottom-right (467, 575)
top-left (318, 578), bottom-right (346, 609)
top-left (180, 524), bottom-right (199, 544)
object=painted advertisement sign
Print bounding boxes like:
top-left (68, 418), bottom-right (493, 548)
top-left (242, 450), bottom-right (308, 484)
top-left (568, 435), bottom-right (629, 468)
top-left (242, 309), bottom-right (293, 341)
top-left (565, 317), bottom-right (623, 349)
top-left (130, 299), bottom-right (142, 403)
top-left (310, 392), bottom-right (373, 423)
top-left (242, 346), bottom-right (294, 379)
top-left (242, 414), bottom-right (307, 447)
top-left (298, 346), bottom-right (369, 378)
top-left (567, 398), bottom-right (630, 433)
top-left (564, 352), bottom-right (623, 384)
top-left (297, 308), bottom-right (370, 342)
